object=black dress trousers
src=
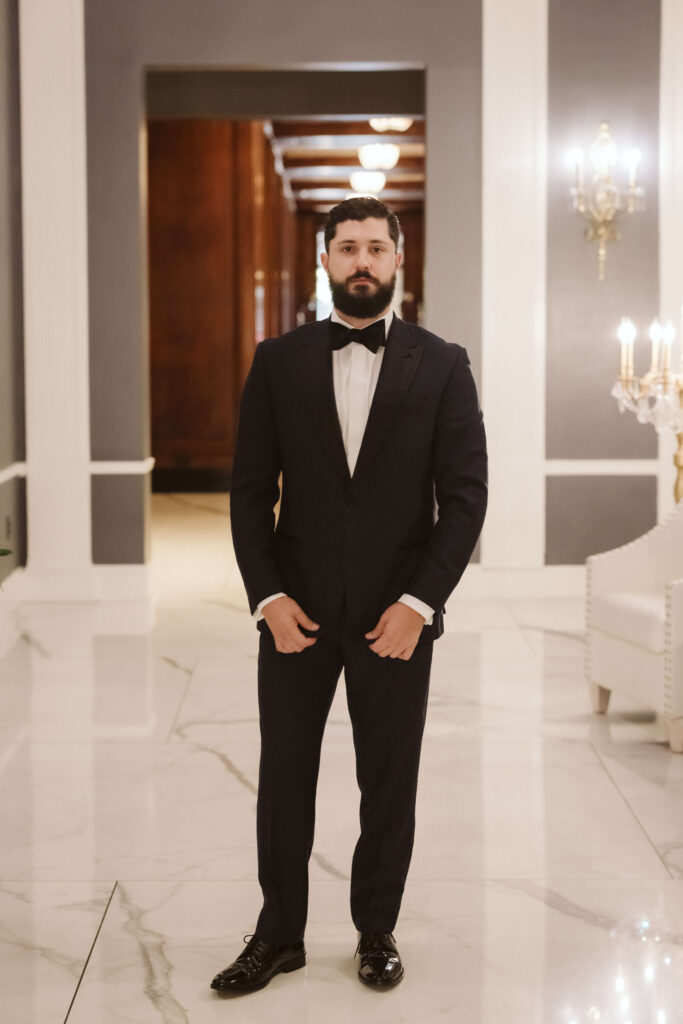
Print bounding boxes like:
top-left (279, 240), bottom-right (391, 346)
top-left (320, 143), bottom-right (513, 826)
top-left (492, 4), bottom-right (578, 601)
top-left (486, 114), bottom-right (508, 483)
top-left (254, 615), bottom-right (433, 945)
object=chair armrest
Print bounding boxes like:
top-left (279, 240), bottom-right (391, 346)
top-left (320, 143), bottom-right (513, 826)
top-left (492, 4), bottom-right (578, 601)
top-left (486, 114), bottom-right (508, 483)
top-left (588, 502), bottom-right (683, 599)
top-left (587, 532), bottom-right (659, 600)
top-left (665, 577), bottom-right (683, 718)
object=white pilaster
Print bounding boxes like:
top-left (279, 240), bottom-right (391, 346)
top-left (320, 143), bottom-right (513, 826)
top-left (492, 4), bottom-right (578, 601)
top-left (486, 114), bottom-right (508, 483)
top-left (481, 0), bottom-right (547, 569)
top-left (19, 0), bottom-right (94, 599)
top-left (659, 0), bottom-right (683, 521)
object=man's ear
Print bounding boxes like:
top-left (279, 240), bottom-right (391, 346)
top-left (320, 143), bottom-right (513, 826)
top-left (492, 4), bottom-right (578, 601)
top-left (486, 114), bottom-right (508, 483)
top-left (320, 251), bottom-right (329, 271)
top-left (395, 251), bottom-right (404, 269)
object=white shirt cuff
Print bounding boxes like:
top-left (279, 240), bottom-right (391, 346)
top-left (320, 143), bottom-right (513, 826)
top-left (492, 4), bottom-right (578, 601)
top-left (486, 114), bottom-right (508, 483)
top-left (254, 592), bottom-right (286, 621)
top-left (398, 593), bottom-right (435, 626)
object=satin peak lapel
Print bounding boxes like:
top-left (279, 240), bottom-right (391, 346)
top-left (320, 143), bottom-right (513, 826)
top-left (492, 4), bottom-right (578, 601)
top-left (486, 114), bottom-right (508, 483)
top-left (294, 322), bottom-right (351, 484)
top-left (353, 318), bottom-right (423, 479)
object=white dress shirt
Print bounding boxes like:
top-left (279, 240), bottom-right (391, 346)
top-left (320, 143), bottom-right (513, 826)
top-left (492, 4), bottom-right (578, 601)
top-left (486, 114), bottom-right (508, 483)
top-left (254, 309), bottom-right (435, 626)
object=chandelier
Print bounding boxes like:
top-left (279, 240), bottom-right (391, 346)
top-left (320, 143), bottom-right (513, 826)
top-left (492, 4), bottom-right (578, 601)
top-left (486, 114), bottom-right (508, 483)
top-left (612, 313), bottom-right (683, 501)
top-left (348, 170), bottom-right (386, 195)
top-left (369, 117), bottom-right (413, 133)
top-left (358, 143), bottom-right (400, 170)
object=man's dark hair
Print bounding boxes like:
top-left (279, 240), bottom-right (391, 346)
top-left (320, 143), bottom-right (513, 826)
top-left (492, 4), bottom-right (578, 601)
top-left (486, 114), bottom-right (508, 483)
top-left (324, 197), bottom-right (400, 252)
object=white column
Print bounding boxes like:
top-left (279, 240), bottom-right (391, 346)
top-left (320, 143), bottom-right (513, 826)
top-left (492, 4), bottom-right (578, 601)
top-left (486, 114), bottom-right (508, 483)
top-left (480, 0), bottom-right (547, 570)
top-left (659, 0), bottom-right (683, 522)
top-left (19, 0), bottom-right (94, 599)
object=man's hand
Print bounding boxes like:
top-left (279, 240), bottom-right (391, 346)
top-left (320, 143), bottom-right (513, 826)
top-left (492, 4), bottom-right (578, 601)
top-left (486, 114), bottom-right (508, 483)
top-left (262, 596), bottom-right (319, 653)
top-left (365, 602), bottom-right (425, 660)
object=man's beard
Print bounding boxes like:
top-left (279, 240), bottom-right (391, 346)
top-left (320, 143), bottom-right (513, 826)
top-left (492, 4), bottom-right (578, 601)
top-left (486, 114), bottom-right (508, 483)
top-left (328, 271), bottom-right (396, 319)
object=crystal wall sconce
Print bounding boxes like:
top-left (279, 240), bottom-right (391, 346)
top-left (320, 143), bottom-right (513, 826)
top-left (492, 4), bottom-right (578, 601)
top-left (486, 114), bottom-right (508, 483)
top-left (569, 122), bottom-right (645, 281)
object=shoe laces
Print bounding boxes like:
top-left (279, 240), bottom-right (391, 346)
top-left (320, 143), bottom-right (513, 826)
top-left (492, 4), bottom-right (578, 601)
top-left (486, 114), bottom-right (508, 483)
top-left (238, 933), bottom-right (269, 973)
top-left (355, 931), bottom-right (396, 958)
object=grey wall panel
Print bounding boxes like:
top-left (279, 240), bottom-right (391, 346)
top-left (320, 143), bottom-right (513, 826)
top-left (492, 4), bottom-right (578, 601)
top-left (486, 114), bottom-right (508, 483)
top-left (0, 477), bottom-right (26, 581)
top-left (91, 475), bottom-right (150, 564)
top-left (546, 475), bottom-right (657, 565)
top-left (0, 0), bottom-right (24, 470)
top-left (424, 59), bottom-right (481, 386)
top-left (546, 0), bottom-right (659, 460)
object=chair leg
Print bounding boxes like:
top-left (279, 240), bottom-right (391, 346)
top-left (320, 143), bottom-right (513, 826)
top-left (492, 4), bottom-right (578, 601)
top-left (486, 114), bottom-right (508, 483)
top-left (666, 718), bottom-right (683, 754)
top-left (589, 682), bottom-right (611, 714)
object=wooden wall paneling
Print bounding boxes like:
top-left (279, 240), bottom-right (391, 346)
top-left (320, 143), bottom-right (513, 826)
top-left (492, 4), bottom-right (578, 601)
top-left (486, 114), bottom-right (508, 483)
top-left (279, 190), bottom-right (296, 333)
top-left (251, 122), bottom-right (268, 347)
top-left (148, 119), bottom-right (237, 472)
top-left (295, 211), bottom-right (323, 323)
top-left (148, 117), bottom-right (299, 482)
top-left (264, 137), bottom-right (280, 339)
top-left (233, 121), bottom-right (258, 393)
top-left (397, 209), bottom-right (424, 324)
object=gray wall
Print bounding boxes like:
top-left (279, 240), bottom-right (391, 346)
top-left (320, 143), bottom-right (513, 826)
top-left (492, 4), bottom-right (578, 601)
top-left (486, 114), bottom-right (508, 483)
top-left (0, 0), bottom-right (26, 584)
top-left (546, 476), bottom-right (658, 564)
top-left (84, 0), bottom-right (482, 564)
top-left (545, 0), bottom-right (660, 562)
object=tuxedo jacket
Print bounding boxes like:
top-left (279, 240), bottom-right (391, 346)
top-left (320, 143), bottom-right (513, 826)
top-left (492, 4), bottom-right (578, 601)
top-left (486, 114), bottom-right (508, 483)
top-left (230, 316), bottom-right (488, 643)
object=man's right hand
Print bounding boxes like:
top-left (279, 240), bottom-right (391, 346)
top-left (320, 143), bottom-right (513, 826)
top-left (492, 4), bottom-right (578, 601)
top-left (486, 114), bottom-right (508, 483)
top-left (262, 596), bottom-right (319, 653)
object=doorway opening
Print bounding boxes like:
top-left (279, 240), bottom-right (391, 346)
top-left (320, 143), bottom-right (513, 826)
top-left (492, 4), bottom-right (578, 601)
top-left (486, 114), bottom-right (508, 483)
top-left (144, 69), bottom-right (424, 597)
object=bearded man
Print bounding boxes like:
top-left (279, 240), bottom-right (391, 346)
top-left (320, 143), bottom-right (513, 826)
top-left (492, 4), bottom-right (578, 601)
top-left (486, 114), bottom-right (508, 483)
top-left (211, 196), bottom-right (488, 994)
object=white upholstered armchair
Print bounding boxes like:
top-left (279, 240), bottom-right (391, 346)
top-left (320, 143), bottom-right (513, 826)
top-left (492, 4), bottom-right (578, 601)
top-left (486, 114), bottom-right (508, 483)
top-left (585, 502), bottom-right (683, 752)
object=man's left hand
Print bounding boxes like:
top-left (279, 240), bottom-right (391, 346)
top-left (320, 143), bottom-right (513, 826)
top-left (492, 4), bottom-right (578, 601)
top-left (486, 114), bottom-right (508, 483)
top-left (365, 602), bottom-right (425, 660)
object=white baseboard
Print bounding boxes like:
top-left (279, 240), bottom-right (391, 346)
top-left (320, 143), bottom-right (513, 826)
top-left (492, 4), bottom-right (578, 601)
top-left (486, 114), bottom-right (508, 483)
top-left (92, 565), bottom-right (154, 601)
top-left (0, 564), bottom-right (154, 603)
top-left (453, 565), bottom-right (586, 600)
top-left (0, 563), bottom-right (586, 646)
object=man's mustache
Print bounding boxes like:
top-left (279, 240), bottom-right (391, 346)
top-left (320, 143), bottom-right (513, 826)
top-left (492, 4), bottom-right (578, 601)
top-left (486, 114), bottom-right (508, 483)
top-left (347, 272), bottom-right (379, 285)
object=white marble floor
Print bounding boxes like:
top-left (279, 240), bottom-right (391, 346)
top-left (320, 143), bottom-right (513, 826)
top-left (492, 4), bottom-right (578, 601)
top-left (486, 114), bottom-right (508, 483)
top-left (1, 493), bottom-right (682, 1023)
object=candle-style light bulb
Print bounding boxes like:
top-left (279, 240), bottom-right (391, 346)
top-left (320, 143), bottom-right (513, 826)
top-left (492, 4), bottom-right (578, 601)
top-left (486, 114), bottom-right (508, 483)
top-left (662, 319), bottom-right (675, 374)
top-left (570, 147), bottom-right (584, 191)
top-left (649, 318), bottom-right (663, 373)
top-left (625, 148), bottom-right (641, 188)
top-left (618, 317), bottom-right (636, 377)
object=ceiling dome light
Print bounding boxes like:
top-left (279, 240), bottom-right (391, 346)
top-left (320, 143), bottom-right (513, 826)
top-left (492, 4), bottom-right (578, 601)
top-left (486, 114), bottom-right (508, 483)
top-left (358, 143), bottom-right (400, 170)
top-left (349, 170), bottom-right (386, 194)
top-left (369, 117), bottom-right (413, 133)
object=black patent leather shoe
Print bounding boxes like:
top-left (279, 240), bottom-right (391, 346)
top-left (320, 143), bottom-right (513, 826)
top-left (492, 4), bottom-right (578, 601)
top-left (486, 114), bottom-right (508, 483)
top-left (210, 934), bottom-right (306, 994)
top-left (356, 931), bottom-right (404, 987)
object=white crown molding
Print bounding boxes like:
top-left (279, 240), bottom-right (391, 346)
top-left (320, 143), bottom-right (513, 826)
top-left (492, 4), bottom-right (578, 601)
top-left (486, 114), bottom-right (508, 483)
top-left (545, 460), bottom-right (659, 476)
top-left (0, 459), bottom-right (156, 486)
top-left (0, 463), bottom-right (27, 485)
top-left (90, 457), bottom-right (156, 475)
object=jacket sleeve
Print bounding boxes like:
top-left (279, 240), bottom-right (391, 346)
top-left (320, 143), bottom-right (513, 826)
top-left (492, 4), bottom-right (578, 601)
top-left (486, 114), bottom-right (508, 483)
top-left (405, 346), bottom-right (488, 611)
top-left (229, 342), bottom-right (285, 614)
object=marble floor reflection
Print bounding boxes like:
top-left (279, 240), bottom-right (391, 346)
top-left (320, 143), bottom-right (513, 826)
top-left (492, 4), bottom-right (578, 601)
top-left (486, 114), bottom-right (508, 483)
top-left (0, 493), bottom-right (681, 1022)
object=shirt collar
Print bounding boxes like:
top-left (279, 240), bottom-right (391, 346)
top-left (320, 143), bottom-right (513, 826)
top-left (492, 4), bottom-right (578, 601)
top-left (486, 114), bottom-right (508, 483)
top-left (330, 307), bottom-right (395, 339)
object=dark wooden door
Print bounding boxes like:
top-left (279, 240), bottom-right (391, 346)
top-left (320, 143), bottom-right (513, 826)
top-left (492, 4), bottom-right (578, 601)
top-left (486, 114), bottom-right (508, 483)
top-left (148, 119), bottom-right (296, 489)
top-left (148, 120), bottom-right (238, 485)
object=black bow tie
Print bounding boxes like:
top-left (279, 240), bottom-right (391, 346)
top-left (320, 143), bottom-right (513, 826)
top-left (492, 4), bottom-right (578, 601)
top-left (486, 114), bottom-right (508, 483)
top-left (330, 318), bottom-right (386, 354)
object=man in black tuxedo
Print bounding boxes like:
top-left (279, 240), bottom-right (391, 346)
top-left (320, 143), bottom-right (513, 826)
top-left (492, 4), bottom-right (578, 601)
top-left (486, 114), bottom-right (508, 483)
top-left (211, 197), bottom-right (487, 994)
